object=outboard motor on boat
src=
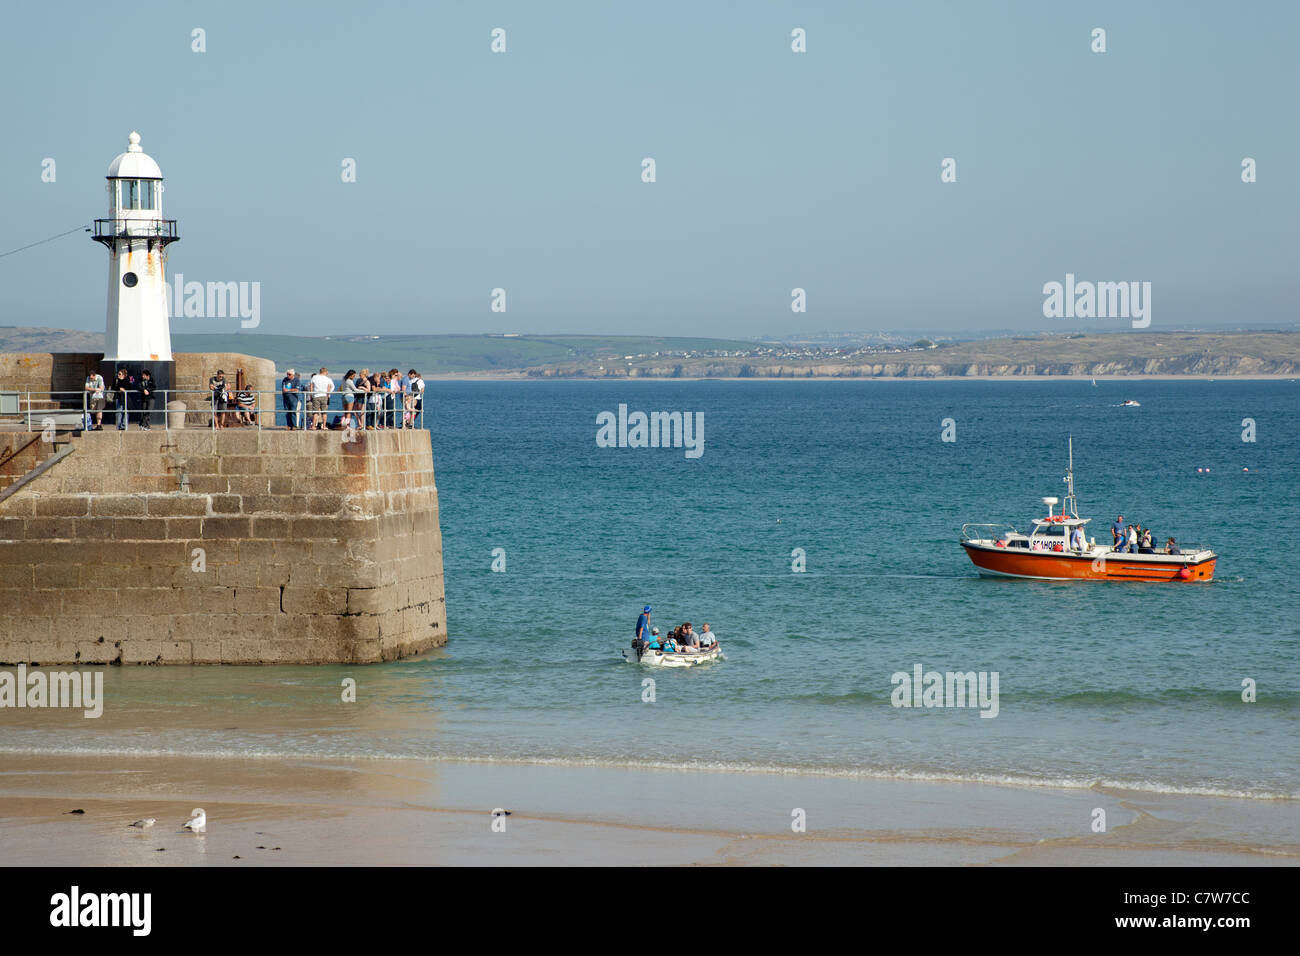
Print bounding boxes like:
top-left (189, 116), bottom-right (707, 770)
top-left (631, 638), bottom-right (648, 661)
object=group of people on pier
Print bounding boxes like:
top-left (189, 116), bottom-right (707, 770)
top-left (82, 367), bottom-right (158, 431)
top-left (278, 368), bottom-right (426, 431)
top-left (79, 366), bottom-right (428, 432)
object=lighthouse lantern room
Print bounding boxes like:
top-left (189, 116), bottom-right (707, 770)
top-left (92, 131), bottom-right (180, 414)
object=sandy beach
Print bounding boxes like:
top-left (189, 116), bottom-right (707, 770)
top-left (2, 752), bottom-right (1294, 866)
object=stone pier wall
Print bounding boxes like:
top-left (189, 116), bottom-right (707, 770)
top-left (0, 351), bottom-right (276, 403)
top-left (0, 428), bottom-right (445, 664)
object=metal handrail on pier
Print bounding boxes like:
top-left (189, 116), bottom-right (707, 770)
top-left (0, 387), bottom-right (427, 433)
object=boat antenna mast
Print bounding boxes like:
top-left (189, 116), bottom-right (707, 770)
top-left (1063, 436), bottom-right (1079, 518)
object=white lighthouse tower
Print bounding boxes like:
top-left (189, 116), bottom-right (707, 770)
top-left (92, 131), bottom-right (179, 413)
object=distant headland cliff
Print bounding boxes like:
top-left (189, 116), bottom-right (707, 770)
top-left (2, 328), bottom-right (1297, 379)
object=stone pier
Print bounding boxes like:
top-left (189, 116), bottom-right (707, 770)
top-left (0, 427), bottom-right (446, 664)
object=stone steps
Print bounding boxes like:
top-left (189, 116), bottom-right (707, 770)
top-left (0, 431), bottom-right (76, 494)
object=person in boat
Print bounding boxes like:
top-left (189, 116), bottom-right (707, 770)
top-left (632, 605), bottom-right (653, 655)
top-left (1127, 524), bottom-right (1139, 554)
top-left (1139, 527), bottom-right (1154, 554)
top-left (1111, 515), bottom-right (1125, 552)
top-left (1070, 525), bottom-right (1086, 551)
top-left (1166, 537), bottom-right (1182, 555)
top-left (645, 627), bottom-right (663, 650)
top-left (679, 622), bottom-right (700, 652)
top-left (699, 623), bottom-right (717, 647)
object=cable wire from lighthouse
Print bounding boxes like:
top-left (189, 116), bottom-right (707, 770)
top-left (0, 224), bottom-right (92, 260)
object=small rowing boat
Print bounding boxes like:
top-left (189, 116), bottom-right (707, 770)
top-left (622, 642), bottom-right (723, 667)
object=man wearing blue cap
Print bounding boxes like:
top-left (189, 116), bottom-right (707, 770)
top-left (629, 605), bottom-right (654, 661)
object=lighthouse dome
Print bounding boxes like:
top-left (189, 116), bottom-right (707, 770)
top-left (107, 131), bottom-right (162, 180)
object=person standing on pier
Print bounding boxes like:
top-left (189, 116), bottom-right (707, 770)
top-left (112, 367), bottom-right (132, 430)
top-left (136, 369), bottom-right (155, 430)
top-left (209, 369), bottom-right (230, 429)
top-left (406, 370), bottom-right (425, 427)
top-left (281, 369), bottom-right (299, 430)
top-left (308, 367), bottom-right (334, 431)
top-left (83, 370), bottom-right (106, 430)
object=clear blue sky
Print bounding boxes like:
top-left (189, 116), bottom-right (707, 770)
top-left (2, 0), bottom-right (1296, 338)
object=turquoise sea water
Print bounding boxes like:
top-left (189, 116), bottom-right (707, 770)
top-left (6, 381), bottom-right (1299, 799)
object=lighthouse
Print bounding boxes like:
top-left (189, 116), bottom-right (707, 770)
top-left (92, 131), bottom-right (179, 418)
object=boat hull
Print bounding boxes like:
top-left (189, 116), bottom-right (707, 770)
top-left (962, 542), bottom-right (1216, 582)
top-left (622, 645), bottom-right (722, 666)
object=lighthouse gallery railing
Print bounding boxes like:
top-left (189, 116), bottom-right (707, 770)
top-left (92, 219), bottom-right (180, 243)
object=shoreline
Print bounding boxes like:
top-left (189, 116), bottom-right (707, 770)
top-left (3, 751), bottom-right (1295, 866)
top-left (2, 745), bottom-right (1294, 803)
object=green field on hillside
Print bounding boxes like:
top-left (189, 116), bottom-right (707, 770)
top-left (169, 333), bottom-right (757, 373)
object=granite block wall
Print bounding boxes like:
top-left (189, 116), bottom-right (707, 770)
top-left (0, 427), bottom-right (445, 664)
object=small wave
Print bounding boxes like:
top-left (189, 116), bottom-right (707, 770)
top-left (774, 686), bottom-right (1298, 708)
top-left (1043, 687), bottom-right (1300, 707)
top-left (789, 690), bottom-right (883, 706)
top-left (1, 745), bottom-right (1294, 801)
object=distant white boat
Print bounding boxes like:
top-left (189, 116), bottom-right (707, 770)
top-left (1091, 378), bottom-right (1097, 387)
top-left (1120, 400), bottom-right (1140, 407)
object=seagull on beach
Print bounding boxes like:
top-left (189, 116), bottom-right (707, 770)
top-left (128, 818), bottom-right (156, 829)
top-left (183, 808), bottom-right (207, 833)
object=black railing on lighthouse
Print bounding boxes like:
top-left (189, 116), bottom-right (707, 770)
top-left (92, 218), bottom-right (180, 247)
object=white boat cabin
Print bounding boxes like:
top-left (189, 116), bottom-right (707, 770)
top-left (998, 497), bottom-right (1093, 552)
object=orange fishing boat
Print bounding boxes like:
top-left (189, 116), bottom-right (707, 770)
top-left (960, 440), bottom-right (1217, 582)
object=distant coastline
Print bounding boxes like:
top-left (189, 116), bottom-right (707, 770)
top-left (3, 328), bottom-right (1298, 380)
top-left (420, 371), bottom-right (1300, 383)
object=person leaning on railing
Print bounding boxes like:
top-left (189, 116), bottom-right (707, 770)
top-left (368, 372), bottom-right (385, 429)
top-left (340, 370), bottom-right (358, 430)
top-left (386, 368), bottom-right (403, 428)
top-left (83, 370), bottom-right (106, 430)
top-left (354, 369), bottom-right (371, 429)
top-left (373, 371), bottom-right (385, 427)
top-left (404, 369), bottom-right (424, 427)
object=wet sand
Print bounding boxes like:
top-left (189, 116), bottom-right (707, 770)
top-left (1, 752), bottom-right (1295, 866)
